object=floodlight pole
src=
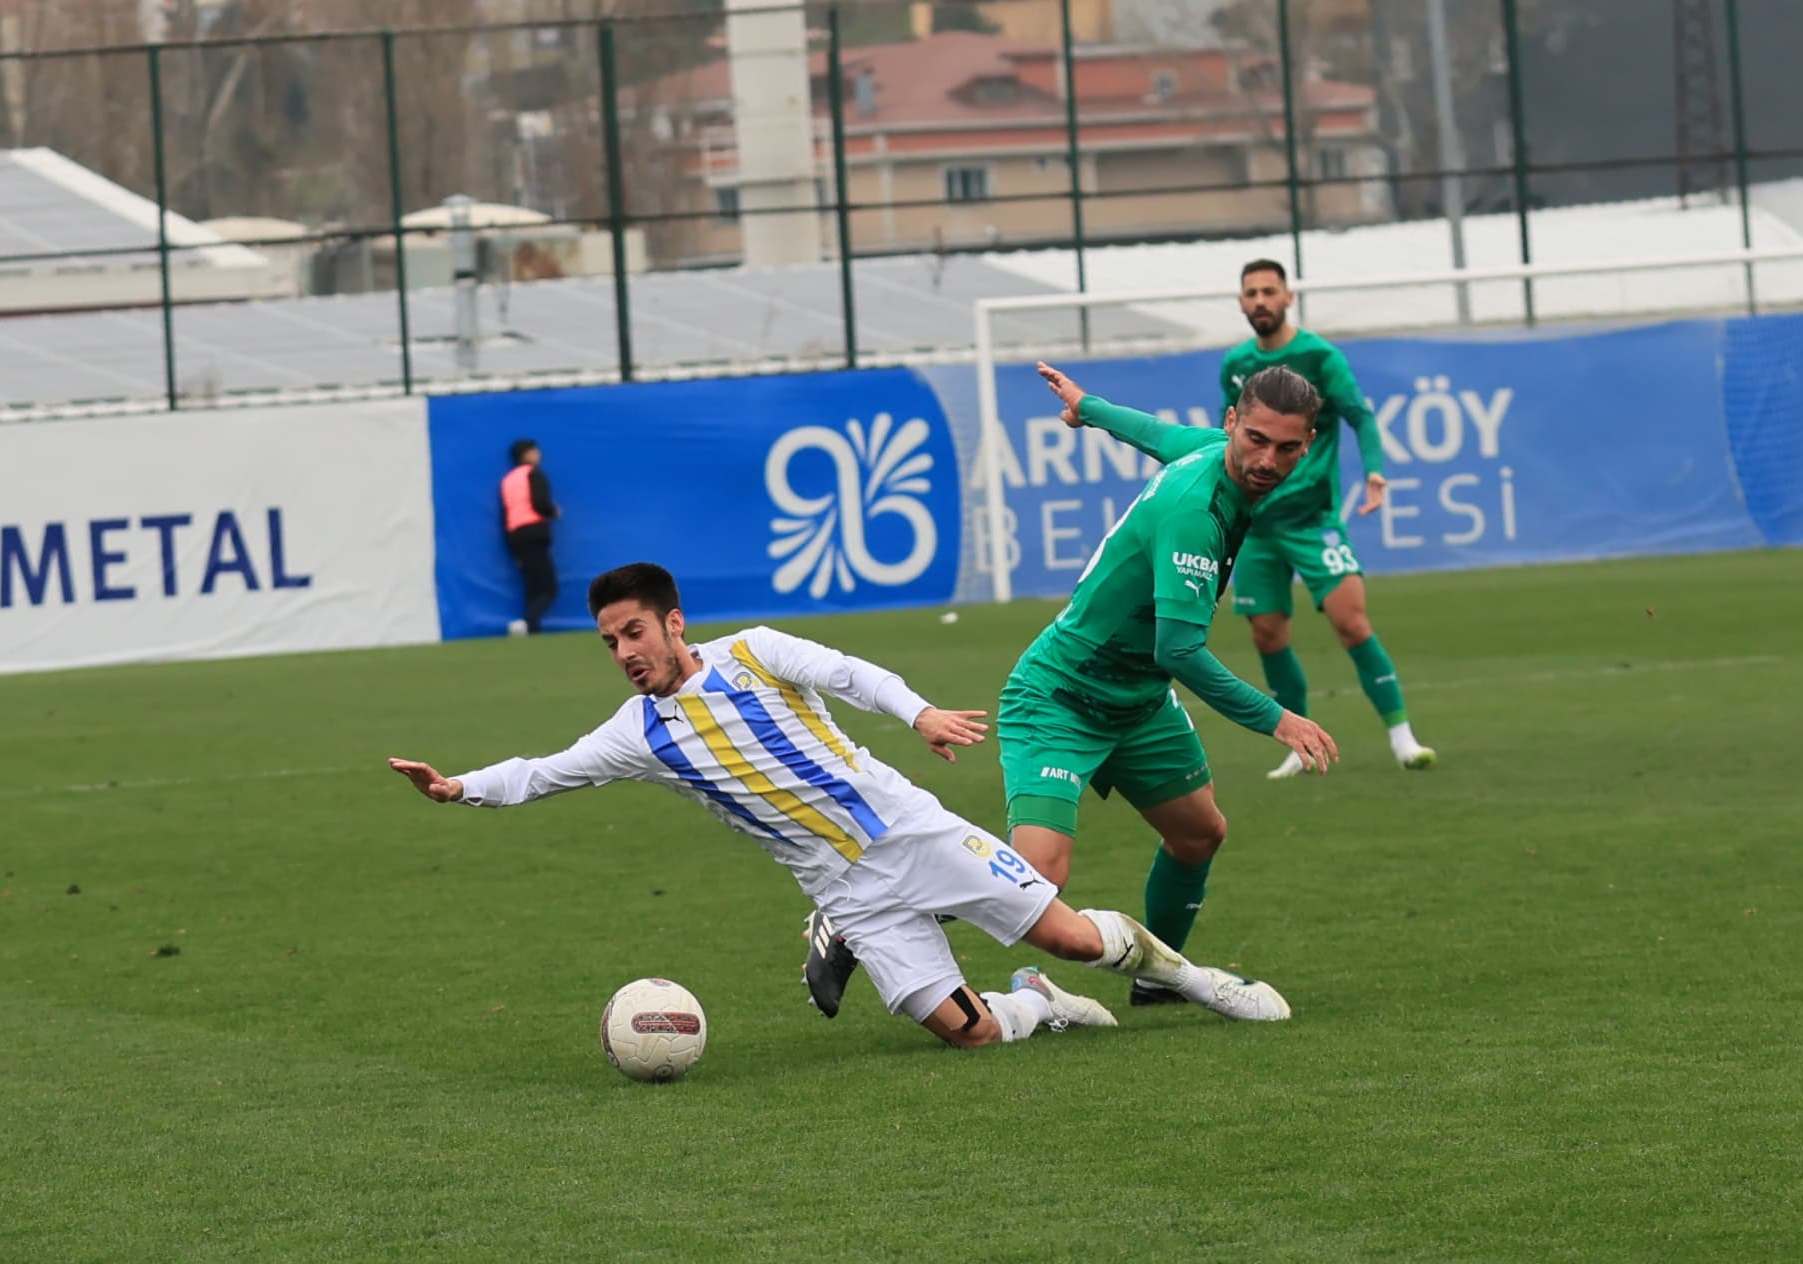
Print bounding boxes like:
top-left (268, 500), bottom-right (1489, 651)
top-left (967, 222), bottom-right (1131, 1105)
top-left (1500, 0), bottom-right (1536, 325)
top-left (146, 45), bottom-right (178, 412)
top-left (380, 31), bottom-right (415, 395)
top-left (599, 22), bottom-right (636, 382)
top-left (1275, 0), bottom-right (1306, 325)
top-left (1427, 0), bottom-right (1471, 324)
top-left (1724, 0), bottom-right (1756, 315)
top-left (1058, 0), bottom-right (1090, 350)
top-left (826, 7), bottom-right (858, 369)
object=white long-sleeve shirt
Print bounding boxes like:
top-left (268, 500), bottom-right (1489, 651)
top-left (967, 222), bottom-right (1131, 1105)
top-left (455, 625), bottom-right (947, 896)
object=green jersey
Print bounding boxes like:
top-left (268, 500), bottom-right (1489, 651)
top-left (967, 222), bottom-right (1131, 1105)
top-left (1220, 328), bottom-right (1385, 522)
top-left (1013, 398), bottom-right (1253, 726)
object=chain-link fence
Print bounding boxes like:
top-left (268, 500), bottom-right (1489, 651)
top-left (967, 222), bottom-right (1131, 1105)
top-left (1, 0), bottom-right (1799, 415)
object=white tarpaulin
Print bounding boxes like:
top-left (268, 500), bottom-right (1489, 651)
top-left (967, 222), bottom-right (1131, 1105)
top-left (0, 399), bottom-right (439, 674)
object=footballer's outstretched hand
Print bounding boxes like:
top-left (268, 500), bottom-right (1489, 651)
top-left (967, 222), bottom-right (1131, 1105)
top-left (1357, 473), bottom-right (1388, 516)
top-left (1036, 361), bottom-right (1086, 427)
top-left (914, 708), bottom-right (989, 764)
top-left (1272, 712), bottom-right (1340, 775)
top-left (388, 757), bottom-right (464, 802)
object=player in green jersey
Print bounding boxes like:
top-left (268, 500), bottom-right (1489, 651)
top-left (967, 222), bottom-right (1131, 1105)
top-left (996, 360), bottom-right (1340, 1014)
top-left (1225, 259), bottom-right (1437, 779)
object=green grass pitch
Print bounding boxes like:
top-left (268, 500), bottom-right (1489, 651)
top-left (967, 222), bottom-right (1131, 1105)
top-left (3, 550), bottom-right (1800, 1261)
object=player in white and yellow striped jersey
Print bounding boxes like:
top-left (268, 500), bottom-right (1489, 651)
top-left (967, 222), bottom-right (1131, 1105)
top-left (389, 563), bottom-right (1291, 1050)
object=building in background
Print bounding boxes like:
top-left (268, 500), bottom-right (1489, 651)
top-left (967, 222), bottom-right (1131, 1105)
top-left (622, 25), bottom-right (1385, 268)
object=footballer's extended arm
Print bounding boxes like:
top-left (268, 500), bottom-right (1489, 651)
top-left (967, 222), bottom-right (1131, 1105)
top-left (388, 708), bottom-right (643, 806)
top-left (1037, 361), bottom-right (1220, 465)
top-left (738, 626), bottom-right (988, 764)
top-left (1320, 345), bottom-right (1389, 515)
top-left (1152, 620), bottom-right (1338, 773)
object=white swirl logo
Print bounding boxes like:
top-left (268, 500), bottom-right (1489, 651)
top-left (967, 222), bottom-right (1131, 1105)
top-left (766, 413), bottom-right (938, 597)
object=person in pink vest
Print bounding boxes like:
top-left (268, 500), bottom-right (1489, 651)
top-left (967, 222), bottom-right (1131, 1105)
top-left (501, 438), bottom-right (559, 635)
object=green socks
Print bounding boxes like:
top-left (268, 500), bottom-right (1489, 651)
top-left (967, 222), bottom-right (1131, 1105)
top-left (1259, 646), bottom-right (1310, 716)
top-left (1347, 634), bottom-right (1407, 726)
top-left (1144, 847), bottom-right (1212, 955)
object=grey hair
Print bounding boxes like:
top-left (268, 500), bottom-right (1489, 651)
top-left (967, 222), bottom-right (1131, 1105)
top-left (1237, 365), bottom-right (1321, 425)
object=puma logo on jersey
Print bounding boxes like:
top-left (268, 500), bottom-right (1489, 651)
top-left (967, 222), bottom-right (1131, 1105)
top-left (1171, 552), bottom-right (1220, 597)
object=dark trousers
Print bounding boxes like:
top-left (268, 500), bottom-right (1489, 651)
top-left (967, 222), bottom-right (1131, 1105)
top-left (508, 530), bottom-right (557, 633)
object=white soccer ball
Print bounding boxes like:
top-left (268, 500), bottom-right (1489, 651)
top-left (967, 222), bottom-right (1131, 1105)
top-left (599, 977), bottom-right (707, 1083)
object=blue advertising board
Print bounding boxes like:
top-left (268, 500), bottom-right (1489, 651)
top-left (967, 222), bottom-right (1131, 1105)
top-left (922, 316), bottom-right (1772, 600)
top-left (429, 314), bottom-right (1795, 639)
top-left (427, 368), bottom-right (961, 638)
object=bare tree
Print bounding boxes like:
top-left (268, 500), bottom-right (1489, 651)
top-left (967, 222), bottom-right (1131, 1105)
top-left (0, 0), bottom-right (727, 241)
top-left (1209, 0), bottom-right (1330, 224)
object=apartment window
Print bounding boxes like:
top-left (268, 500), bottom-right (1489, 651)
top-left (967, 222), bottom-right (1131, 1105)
top-left (1237, 63), bottom-right (1277, 93)
top-left (968, 76), bottom-right (1020, 106)
top-left (714, 186), bottom-right (741, 221)
top-left (1317, 147), bottom-right (1350, 180)
top-left (943, 165), bottom-right (990, 203)
top-left (1210, 146), bottom-right (1251, 186)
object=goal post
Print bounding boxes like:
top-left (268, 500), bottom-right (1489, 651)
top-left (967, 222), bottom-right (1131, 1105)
top-left (971, 244), bottom-right (1803, 603)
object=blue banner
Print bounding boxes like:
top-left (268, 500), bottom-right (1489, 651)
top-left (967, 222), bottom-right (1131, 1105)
top-left (430, 315), bottom-right (1793, 640)
top-left (1721, 312), bottom-right (1803, 547)
top-left (922, 354), bottom-right (1220, 599)
top-left (427, 369), bottom-right (961, 638)
top-left (923, 316), bottom-right (1772, 600)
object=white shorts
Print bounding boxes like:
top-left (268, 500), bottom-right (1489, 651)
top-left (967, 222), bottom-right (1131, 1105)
top-left (813, 812), bottom-right (1058, 1023)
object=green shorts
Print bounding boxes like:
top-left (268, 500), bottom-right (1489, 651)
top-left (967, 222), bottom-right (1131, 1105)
top-left (997, 674), bottom-right (1211, 838)
top-left (1230, 513), bottom-right (1362, 618)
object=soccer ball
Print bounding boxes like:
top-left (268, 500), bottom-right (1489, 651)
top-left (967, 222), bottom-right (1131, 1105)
top-left (599, 977), bottom-right (707, 1083)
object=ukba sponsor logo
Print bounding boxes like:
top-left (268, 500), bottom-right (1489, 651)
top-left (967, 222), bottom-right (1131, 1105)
top-left (1171, 551), bottom-right (1218, 579)
top-left (766, 413), bottom-right (939, 597)
top-left (1171, 550), bottom-right (1220, 600)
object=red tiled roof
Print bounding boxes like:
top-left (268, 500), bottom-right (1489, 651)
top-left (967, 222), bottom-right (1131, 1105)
top-left (628, 29), bottom-right (1373, 133)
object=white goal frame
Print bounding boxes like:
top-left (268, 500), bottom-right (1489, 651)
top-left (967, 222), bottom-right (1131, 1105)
top-left (972, 244), bottom-right (1803, 602)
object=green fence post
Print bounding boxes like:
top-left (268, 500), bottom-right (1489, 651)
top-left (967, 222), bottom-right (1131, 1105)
top-left (827, 7), bottom-right (857, 369)
top-left (379, 31), bottom-right (415, 394)
top-left (146, 45), bottom-right (178, 411)
top-left (1276, 0), bottom-right (1305, 323)
top-left (1724, 0), bottom-right (1756, 315)
top-left (1500, 0), bottom-right (1536, 324)
top-left (1058, 0), bottom-right (1090, 349)
top-left (599, 21), bottom-right (635, 382)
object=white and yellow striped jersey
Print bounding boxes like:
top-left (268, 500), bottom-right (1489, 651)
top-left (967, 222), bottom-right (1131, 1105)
top-left (455, 626), bottom-right (952, 896)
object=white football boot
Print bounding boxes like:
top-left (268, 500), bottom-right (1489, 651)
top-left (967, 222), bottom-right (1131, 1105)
top-left (1266, 750), bottom-right (1307, 780)
top-left (1274, 744), bottom-right (1437, 775)
top-left (1395, 743), bottom-right (1438, 770)
top-left (1387, 721), bottom-right (1436, 770)
top-left (1009, 967), bottom-right (1118, 1031)
top-left (1188, 966), bottom-right (1292, 1022)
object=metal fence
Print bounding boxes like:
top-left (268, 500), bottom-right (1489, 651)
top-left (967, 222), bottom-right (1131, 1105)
top-left (2, 0), bottom-right (1801, 416)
